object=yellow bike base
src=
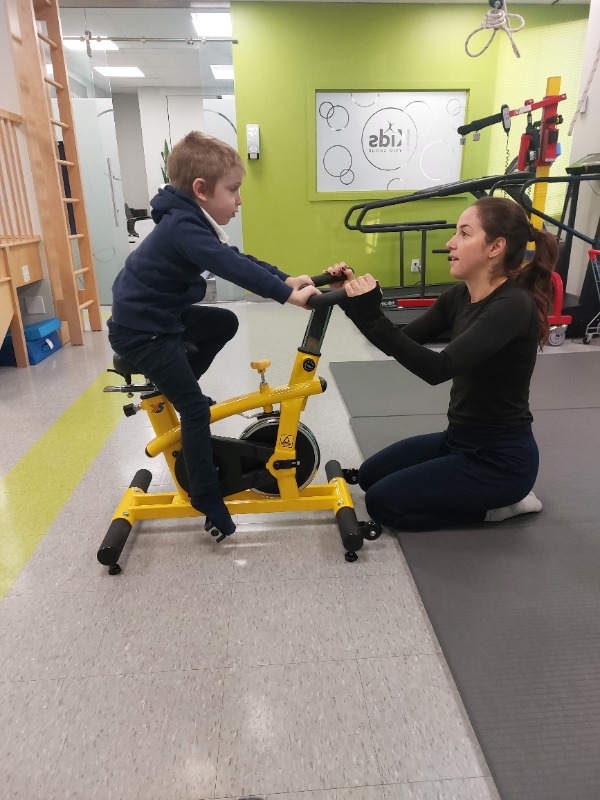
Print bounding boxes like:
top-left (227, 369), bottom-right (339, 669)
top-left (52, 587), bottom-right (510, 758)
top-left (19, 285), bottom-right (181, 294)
top-left (115, 479), bottom-right (352, 520)
top-left (98, 461), bottom-right (372, 574)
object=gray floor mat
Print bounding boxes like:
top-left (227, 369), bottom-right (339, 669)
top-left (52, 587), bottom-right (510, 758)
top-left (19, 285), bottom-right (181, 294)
top-left (339, 358), bottom-right (600, 800)
top-left (331, 351), bottom-right (600, 418)
top-left (398, 520), bottom-right (600, 800)
top-left (332, 361), bottom-right (449, 417)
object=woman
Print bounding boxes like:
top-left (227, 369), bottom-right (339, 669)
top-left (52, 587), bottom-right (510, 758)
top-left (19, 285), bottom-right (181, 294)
top-left (334, 196), bottom-right (558, 531)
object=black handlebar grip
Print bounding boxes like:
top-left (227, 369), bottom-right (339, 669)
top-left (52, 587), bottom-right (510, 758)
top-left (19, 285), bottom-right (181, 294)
top-left (306, 288), bottom-right (348, 309)
top-left (310, 272), bottom-right (348, 288)
top-left (457, 111), bottom-right (503, 136)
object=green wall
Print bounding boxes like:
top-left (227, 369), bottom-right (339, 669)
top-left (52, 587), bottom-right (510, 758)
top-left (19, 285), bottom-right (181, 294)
top-left (232, 2), bottom-right (588, 286)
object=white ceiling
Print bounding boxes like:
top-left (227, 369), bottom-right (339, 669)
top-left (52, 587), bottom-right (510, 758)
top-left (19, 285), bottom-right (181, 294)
top-left (58, 6), bottom-right (235, 94)
top-left (57, 1), bottom-right (590, 95)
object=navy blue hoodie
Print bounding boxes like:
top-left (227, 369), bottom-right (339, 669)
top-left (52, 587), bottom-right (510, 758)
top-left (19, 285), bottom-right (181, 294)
top-left (111, 186), bottom-right (292, 333)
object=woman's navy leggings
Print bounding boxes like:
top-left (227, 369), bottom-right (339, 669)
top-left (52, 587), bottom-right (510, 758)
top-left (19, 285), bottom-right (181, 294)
top-left (358, 424), bottom-right (539, 531)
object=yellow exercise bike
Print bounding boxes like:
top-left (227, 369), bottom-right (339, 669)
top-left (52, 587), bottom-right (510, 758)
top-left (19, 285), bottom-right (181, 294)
top-left (98, 275), bottom-right (381, 574)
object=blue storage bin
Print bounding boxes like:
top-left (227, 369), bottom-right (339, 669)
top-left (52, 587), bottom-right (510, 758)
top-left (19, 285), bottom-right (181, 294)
top-left (0, 317), bottom-right (62, 366)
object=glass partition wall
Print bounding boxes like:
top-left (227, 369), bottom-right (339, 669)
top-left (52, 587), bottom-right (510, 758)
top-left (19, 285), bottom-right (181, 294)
top-left (57, 7), bottom-right (241, 303)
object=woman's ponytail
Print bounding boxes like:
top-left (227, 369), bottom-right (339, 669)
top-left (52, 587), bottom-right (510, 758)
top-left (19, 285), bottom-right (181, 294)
top-left (474, 197), bottom-right (559, 347)
top-left (512, 227), bottom-right (558, 346)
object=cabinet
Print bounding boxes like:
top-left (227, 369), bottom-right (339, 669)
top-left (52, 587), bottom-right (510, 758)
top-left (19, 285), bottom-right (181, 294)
top-left (0, 108), bottom-right (45, 367)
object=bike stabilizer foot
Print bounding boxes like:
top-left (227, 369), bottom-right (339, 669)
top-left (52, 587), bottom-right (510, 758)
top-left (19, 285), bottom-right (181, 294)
top-left (97, 469), bottom-right (152, 573)
top-left (325, 459), bottom-right (364, 557)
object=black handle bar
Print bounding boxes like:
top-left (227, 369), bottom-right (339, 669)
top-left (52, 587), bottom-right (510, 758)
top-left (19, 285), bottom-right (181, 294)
top-left (307, 287), bottom-right (348, 309)
top-left (304, 272), bottom-right (349, 309)
top-left (310, 272), bottom-right (343, 288)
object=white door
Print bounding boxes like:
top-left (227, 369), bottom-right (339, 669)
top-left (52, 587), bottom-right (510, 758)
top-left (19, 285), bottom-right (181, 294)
top-left (72, 98), bottom-right (130, 304)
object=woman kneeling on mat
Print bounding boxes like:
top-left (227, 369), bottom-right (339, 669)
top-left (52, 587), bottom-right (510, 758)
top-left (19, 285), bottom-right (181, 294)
top-left (330, 196), bottom-right (558, 531)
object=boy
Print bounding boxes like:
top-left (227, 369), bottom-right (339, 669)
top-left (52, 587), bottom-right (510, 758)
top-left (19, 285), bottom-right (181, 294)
top-left (108, 131), bottom-right (321, 538)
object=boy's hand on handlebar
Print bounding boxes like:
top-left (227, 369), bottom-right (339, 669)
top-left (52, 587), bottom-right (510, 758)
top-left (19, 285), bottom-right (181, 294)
top-left (324, 262), bottom-right (355, 288)
top-left (286, 274), bottom-right (315, 290)
top-left (287, 284), bottom-right (321, 309)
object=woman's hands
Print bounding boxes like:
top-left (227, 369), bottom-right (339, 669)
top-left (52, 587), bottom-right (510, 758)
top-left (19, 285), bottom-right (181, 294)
top-left (323, 262), bottom-right (355, 287)
top-left (324, 265), bottom-right (381, 304)
top-left (341, 272), bottom-right (383, 325)
top-left (285, 266), bottom-right (379, 310)
top-left (343, 273), bottom-right (379, 298)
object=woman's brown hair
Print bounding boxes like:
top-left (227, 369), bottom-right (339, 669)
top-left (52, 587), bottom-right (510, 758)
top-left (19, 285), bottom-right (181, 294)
top-left (474, 196), bottom-right (559, 345)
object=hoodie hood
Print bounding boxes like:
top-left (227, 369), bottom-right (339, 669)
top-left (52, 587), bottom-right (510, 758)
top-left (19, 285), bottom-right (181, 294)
top-left (150, 185), bottom-right (202, 224)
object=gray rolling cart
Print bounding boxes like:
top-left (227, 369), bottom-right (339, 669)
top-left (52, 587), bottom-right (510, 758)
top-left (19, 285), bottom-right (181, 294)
top-left (583, 249), bottom-right (600, 344)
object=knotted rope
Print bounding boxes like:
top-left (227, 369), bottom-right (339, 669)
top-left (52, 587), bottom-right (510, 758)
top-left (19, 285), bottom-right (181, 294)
top-left (465, 0), bottom-right (525, 59)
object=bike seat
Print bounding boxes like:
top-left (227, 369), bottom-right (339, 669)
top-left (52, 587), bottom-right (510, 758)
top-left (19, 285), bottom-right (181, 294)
top-left (112, 354), bottom-right (143, 378)
top-left (111, 342), bottom-right (199, 380)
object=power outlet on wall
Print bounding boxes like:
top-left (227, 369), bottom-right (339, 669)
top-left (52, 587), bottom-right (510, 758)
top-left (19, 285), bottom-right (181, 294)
top-left (410, 259), bottom-right (420, 273)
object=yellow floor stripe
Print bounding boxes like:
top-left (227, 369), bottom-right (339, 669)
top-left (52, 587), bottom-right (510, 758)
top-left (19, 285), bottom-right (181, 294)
top-left (0, 372), bottom-right (125, 600)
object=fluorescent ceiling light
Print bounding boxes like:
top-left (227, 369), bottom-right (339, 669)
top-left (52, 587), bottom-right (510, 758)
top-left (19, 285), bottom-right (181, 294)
top-left (94, 67), bottom-right (145, 78)
top-left (64, 39), bottom-right (119, 51)
top-left (210, 65), bottom-right (234, 80)
top-left (191, 12), bottom-right (232, 38)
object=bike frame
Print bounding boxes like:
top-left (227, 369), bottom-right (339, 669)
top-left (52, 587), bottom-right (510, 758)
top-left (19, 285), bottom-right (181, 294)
top-left (99, 295), bottom-right (370, 571)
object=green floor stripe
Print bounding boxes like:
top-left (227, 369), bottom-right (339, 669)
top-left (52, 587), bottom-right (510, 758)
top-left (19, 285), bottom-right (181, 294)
top-left (0, 371), bottom-right (125, 600)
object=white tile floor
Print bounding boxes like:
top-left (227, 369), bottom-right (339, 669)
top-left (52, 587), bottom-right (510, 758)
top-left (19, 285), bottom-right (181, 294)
top-left (1, 299), bottom-right (595, 800)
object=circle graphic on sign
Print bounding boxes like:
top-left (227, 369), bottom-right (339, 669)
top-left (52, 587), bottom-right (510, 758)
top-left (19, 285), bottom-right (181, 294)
top-left (323, 145), bottom-right (355, 185)
top-left (351, 92), bottom-right (380, 108)
top-left (447, 98), bottom-right (463, 117)
top-left (420, 141), bottom-right (455, 182)
top-left (319, 102), bottom-right (350, 131)
top-left (446, 98), bottom-right (464, 130)
top-left (386, 178), bottom-right (405, 191)
top-left (362, 107), bottom-right (417, 171)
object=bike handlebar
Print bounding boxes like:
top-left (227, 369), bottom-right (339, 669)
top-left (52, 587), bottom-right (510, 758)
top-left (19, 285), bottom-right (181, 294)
top-left (310, 272), bottom-right (344, 287)
top-left (305, 273), bottom-right (349, 309)
top-left (307, 287), bottom-right (348, 309)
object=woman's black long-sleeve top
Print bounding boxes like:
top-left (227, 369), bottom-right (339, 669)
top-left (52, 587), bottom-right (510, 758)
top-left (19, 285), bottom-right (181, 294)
top-left (344, 280), bottom-right (540, 430)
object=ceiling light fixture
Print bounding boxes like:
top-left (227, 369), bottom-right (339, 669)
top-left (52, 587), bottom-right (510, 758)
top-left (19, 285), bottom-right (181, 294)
top-left (191, 12), bottom-right (232, 38)
top-left (210, 65), bottom-right (234, 80)
top-left (94, 67), bottom-right (145, 78)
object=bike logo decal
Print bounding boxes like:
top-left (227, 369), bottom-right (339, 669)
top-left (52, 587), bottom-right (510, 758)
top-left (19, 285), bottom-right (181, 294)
top-left (279, 434), bottom-right (294, 449)
top-left (151, 402), bottom-right (165, 413)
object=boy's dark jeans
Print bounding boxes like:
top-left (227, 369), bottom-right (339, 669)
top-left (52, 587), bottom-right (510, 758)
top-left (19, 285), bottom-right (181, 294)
top-left (108, 306), bottom-right (239, 530)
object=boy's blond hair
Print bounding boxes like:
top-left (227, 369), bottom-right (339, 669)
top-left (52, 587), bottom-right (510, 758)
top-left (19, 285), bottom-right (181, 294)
top-left (167, 131), bottom-right (245, 196)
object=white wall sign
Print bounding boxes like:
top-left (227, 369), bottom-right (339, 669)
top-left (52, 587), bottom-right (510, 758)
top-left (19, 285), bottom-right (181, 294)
top-left (316, 91), bottom-right (467, 192)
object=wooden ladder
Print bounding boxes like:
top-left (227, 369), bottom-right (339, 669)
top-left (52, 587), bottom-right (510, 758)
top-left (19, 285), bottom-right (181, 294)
top-left (7, 0), bottom-right (102, 345)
